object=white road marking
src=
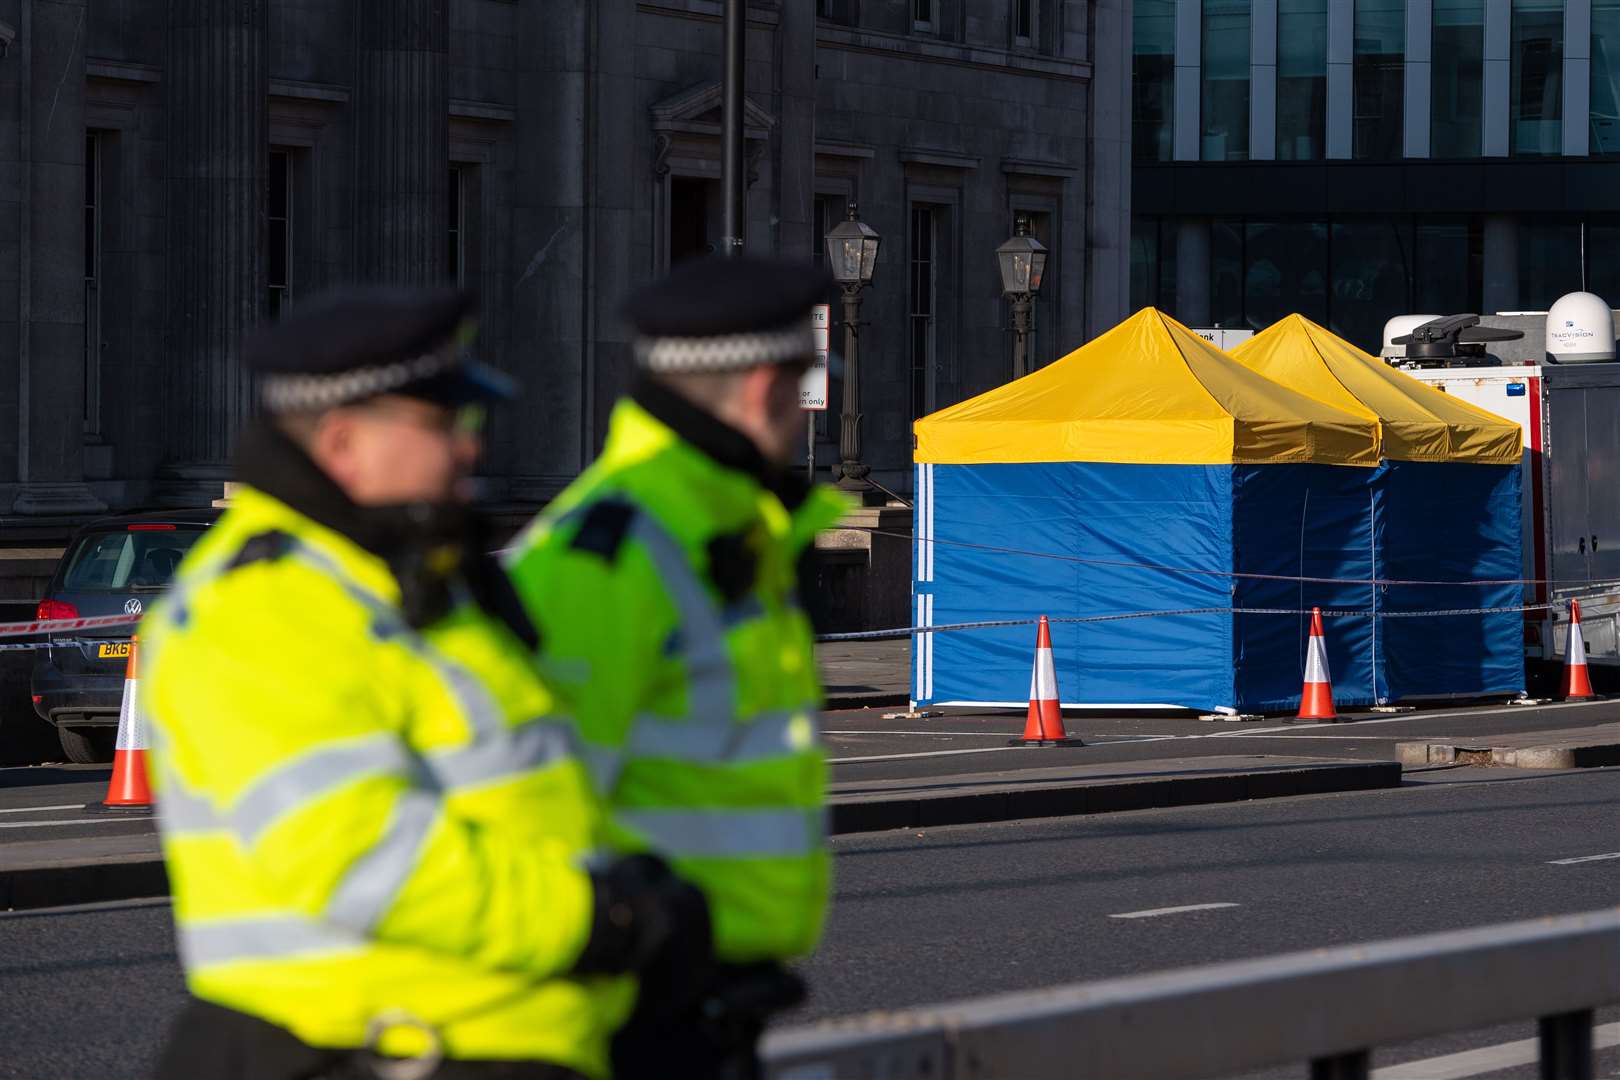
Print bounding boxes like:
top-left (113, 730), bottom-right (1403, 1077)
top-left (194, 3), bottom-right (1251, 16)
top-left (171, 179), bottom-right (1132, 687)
top-left (0, 803), bottom-right (85, 815)
top-left (1372, 1021), bottom-right (1620, 1079)
top-left (1548, 850), bottom-right (1620, 865)
top-left (824, 730), bottom-right (1160, 739)
top-left (1108, 903), bottom-right (1240, 919)
top-left (0, 817), bottom-right (141, 829)
top-left (830, 737), bottom-right (1178, 764)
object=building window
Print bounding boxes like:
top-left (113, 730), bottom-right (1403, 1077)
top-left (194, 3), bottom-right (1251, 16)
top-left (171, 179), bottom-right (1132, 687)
top-left (268, 149), bottom-right (292, 319)
top-left (1014, 0), bottom-right (1035, 45)
top-left (909, 205), bottom-right (938, 421)
top-left (913, 0), bottom-right (933, 31)
top-left (1277, 0), bottom-right (1328, 160)
top-left (1202, 0), bottom-right (1251, 160)
top-left (1593, 1), bottom-right (1620, 154)
top-left (817, 0), bottom-right (857, 23)
top-left (1511, 0), bottom-right (1563, 156)
top-left (1134, 0), bottom-right (1176, 163)
top-left (84, 131), bottom-right (103, 436)
top-left (1519, 219), bottom-right (1583, 305)
top-left (1353, 0), bottom-right (1405, 158)
top-left (448, 165), bottom-right (465, 286)
top-left (1432, 0), bottom-right (1484, 157)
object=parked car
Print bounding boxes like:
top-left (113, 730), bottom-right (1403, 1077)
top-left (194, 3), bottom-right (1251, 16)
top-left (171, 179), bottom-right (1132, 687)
top-left (31, 509), bottom-right (219, 763)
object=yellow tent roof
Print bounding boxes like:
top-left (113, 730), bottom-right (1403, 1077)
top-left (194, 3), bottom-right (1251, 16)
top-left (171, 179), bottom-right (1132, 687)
top-left (1231, 315), bottom-right (1522, 466)
top-left (913, 308), bottom-right (1380, 467)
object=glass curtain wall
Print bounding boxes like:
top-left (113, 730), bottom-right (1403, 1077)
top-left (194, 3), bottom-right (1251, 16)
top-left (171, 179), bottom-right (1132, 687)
top-left (1134, 0), bottom-right (1177, 162)
top-left (1353, 0), bottom-right (1406, 157)
top-left (1202, 0), bottom-right (1252, 160)
top-left (1594, 1), bottom-right (1620, 153)
top-left (1278, 0), bottom-right (1329, 158)
top-left (1433, 0), bottom-right (1485, 157)
top-left (1511, 0), bottom-right (1564, 155)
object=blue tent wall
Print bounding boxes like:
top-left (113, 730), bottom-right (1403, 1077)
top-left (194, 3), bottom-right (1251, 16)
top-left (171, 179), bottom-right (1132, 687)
top-left (1377, 462), bottom-right (1524, 700)
top-left (914, 461), bottom-right (1234, 710)
top-left (1230, 464), bottom-right (1379, 711)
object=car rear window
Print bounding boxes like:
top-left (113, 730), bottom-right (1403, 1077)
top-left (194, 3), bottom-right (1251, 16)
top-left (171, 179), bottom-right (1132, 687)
top-left (59, 529), bottom-right (206, 592)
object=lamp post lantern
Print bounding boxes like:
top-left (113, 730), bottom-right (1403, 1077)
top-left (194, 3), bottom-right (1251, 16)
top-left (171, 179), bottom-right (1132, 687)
top-left (825, 201), bottom-right (881, 495)
top-left (998, 215), bottom-right (1048, 380)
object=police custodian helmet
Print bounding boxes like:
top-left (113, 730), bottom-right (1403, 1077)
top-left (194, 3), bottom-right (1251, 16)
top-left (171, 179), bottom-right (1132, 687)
top-left (623, 255), bottom-right (831, 374)
top-left (244, 285), bottom-right (517, 413)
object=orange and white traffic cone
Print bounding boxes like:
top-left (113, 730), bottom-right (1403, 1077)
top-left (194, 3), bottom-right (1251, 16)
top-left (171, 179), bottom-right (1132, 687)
top-left (1296, 608), bottom-right (1341, 721)
top-left (88, 636), bottom-right (153, 815)
top-left (1010, 616), bottom-right (1083, 746)
top-left (1561, 599), bottom-right (1596, 701)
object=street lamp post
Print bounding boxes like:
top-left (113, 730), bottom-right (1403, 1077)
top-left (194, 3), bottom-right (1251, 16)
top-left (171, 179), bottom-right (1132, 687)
top-left (825, 202), bottom-right (881, 496)
top-left (998, 215), bottom-right (1048, 380)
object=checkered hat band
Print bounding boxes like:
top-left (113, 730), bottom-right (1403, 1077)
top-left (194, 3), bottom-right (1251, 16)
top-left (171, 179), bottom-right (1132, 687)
top-left (262, 351), bottom-right (461, 412)
top-left (636, 322), bottom-right (816, 373)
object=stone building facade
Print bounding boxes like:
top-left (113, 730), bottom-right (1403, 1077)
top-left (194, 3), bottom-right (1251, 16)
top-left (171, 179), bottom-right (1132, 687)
top-left (0, 0), bottom-right (1129, 517)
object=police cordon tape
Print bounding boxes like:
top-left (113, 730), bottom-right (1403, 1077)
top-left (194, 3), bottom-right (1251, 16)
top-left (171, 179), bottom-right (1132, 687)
top-left (813, 602), bottom-right (1563, 643)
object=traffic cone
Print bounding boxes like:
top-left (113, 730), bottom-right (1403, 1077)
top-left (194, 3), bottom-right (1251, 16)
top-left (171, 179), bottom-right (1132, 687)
top-left (88, 636), bottom-right (153, 815)
top-left (1561, 599), bottom-right (1596, 701)
top-left (1010, 616), bottom-right (1083, 747)
top-left (1296, 608), bottom-right (1340, 721)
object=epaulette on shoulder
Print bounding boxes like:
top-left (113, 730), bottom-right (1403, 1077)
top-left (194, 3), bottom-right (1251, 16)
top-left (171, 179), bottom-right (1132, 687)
top-left (225, 530), bottom-right (294, 572)
top-left (568, 500), bottom-right (637, 562)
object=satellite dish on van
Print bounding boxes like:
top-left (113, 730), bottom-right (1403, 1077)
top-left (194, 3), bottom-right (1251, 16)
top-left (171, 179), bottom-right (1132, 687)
top-left (1545, 292), bottom-right (1617, 363)
top-left (1382, 315), bottom-right (1442, 360)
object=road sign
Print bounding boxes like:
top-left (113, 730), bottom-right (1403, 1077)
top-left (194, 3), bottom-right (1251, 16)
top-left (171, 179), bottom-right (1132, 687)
top-left (1189, 327), bottom-right (1254, 350)
top-left (801, 304), bottom-right (830, 411)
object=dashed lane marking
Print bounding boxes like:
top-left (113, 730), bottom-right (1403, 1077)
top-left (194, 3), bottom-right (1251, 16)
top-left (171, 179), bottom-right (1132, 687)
top-left (1548, 850), bottom-right (1620, 865)
top-left (0, 804), bottom-right (86, 815)
top-left (1108, 903), bottom-right (1240, 919)
top-left (0, 817), bottom-right (141, 830)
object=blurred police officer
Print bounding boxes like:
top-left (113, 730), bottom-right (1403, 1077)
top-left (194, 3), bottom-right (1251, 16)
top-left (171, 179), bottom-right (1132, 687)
top-left (505, 257), bottom-right (848, 1078)
top-left (144, 287), bottom-right (709, 1080)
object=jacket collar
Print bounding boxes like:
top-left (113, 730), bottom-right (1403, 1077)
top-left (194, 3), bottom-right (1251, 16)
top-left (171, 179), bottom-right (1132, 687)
top-left (630, 378), bottom-right (812, 511)
top-left (233, 420), bottom-right (472, 561)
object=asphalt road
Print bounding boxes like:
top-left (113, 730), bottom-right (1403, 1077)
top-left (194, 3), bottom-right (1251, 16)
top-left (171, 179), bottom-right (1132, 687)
top-left (2, 768), bottom-right (1617, 1078)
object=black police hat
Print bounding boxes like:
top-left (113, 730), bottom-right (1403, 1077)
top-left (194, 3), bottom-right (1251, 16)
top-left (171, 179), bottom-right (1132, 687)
top-left (623, 255), bottom-right (832, 373)
top-left (244, 285), bottom-right (516, 413)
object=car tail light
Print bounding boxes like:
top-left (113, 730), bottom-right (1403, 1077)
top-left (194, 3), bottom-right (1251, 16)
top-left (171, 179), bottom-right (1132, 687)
top-left (30, 695), bottom-right (42, 706)
top-left (36, 599), bottom-right (79, 621)
top-left (128, 523), bottom-right (176, 531)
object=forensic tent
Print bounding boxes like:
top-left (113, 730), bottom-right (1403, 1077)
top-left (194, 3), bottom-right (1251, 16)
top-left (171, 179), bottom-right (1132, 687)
top-left (1231, 315), bottom-right (1525, 703)
top-left (910, 308), bottom-right (1383, 715)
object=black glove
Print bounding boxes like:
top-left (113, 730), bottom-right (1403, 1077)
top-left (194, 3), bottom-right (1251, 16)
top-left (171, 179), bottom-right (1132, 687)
top-left (612, 962), bottom-right (808, 1080)
top-left (570, 854), bottom-right (712, 978)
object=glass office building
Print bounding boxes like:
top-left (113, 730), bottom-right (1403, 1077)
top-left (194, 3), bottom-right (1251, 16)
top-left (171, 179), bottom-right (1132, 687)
top-left (1132, 0), bottom-right (1620, 352)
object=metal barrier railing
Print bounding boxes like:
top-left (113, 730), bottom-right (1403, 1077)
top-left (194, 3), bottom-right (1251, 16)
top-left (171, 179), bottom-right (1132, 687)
top-left (763, 908), bottom-right (1620, 1079)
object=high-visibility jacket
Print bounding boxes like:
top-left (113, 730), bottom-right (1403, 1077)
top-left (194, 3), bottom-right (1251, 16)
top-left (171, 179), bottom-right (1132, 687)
top-left (505, 386), bottom-right (848, 963)
top-left (142, 485), bottom-right (632, 1079)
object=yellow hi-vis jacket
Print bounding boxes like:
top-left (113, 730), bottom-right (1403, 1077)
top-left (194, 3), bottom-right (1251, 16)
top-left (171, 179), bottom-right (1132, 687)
top-left (505, 389), bottom-right (848, 963)
top-left (141, 486), bottom-right (632, 1078)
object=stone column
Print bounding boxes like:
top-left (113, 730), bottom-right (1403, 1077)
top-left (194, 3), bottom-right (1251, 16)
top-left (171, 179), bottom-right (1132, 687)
top-left (158, 0), bottom-right (267, 503)
top-left (353, 0), bottom-right (448, 284)
top-left (13, 0), bottom-right (105, 515)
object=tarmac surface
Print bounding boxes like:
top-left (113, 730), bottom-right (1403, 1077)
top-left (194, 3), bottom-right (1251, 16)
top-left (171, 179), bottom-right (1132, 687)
top-left (1, 768), bottom-right (1616, 1078)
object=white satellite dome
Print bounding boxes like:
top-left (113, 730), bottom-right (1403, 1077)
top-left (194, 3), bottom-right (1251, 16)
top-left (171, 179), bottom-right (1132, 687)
top-left (1381, 315), bottom-right (1442, 360)
top-left (1546, 292), bottom-right (1616, 363)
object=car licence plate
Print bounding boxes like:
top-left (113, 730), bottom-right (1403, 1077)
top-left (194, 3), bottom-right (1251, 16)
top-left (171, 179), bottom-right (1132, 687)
top-left (97, 643), bottom-right (133, 660)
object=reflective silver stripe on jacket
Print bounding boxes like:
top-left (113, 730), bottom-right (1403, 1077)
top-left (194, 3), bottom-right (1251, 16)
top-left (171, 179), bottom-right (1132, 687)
top-left (179, 915), bottom-right (365, 969)
top-left (325, 791), bottom-right (442, 933)
top-left (622, 709), bottom-right (811, 765)
top-left (426, 720), bottom-right (578, 791)
top-left (627, 515), bottom-right (737, 725)
top-left (616, 807), bottom-right (822, 858)
top-left (228, 733), bottom-right (420, 845)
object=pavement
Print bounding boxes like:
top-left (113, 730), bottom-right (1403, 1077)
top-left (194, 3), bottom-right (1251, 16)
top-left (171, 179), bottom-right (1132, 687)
top-left (4, 768), bottom-right (1618, 1079)
top-left (3, 639), bottom-right (1619, 909)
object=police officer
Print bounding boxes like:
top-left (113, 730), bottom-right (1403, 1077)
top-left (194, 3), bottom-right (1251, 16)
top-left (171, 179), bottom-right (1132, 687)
top-left (505, 257), bottom-right (848, 1078)
top-left (144, 287), bottom-right (709, 1080)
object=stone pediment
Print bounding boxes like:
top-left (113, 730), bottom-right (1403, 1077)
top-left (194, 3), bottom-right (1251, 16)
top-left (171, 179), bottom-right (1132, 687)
top-left (650, 82), bottom-right (775, 140)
